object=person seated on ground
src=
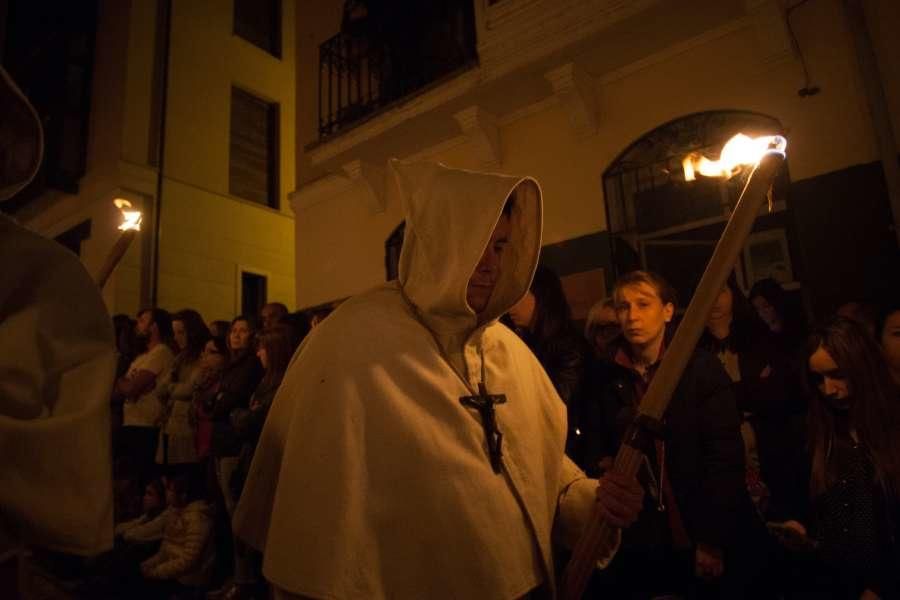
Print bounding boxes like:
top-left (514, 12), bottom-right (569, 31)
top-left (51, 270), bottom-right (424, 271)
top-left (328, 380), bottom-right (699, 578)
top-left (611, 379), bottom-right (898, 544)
top-left (140, 474), bottom-right (215, 598)
top-left (115, 479), bottom-right (172, 549)
top-left (81, 479), bottom-right (174, 597)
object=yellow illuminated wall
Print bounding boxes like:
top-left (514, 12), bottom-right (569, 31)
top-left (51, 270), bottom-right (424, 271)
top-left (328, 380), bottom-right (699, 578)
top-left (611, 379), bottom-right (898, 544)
top-left (157, 0), bottom-right (297, 321)
top-left (291, 0), bottom-right (900, 308)
top-left (22, 0), bottom-right (298, 323)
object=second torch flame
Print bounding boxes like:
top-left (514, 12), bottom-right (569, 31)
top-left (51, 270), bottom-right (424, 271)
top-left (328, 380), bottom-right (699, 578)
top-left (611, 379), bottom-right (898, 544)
top-left (683, 133), bottom-right (787, 181)
top-left (114, 198), bottom-right (143, 231)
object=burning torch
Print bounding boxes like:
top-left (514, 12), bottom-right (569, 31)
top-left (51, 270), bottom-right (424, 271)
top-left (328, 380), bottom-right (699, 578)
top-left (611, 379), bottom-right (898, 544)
top-left (96, 198), bottom-right (143, 290)
top-left (561, 133), bottom-right (787, 599)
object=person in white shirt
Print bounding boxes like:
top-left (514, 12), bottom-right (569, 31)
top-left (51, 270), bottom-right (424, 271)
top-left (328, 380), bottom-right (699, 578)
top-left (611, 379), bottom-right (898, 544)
top-left (116, 308), bottom-right (175, 484)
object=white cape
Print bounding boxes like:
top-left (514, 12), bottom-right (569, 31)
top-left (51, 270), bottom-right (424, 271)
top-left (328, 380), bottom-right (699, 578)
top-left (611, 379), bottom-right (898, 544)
top-left (234, 161), bottom-right (599, 599)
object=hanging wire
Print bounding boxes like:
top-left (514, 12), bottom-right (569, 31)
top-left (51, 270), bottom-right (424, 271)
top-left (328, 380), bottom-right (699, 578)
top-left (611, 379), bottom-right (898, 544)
top-left (785, 0), bottom-right (821, 97)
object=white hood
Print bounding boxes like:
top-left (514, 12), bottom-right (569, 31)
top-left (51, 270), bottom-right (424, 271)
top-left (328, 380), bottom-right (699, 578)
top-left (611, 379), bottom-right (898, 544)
top-left (392, 159), bottom-right (542, 332)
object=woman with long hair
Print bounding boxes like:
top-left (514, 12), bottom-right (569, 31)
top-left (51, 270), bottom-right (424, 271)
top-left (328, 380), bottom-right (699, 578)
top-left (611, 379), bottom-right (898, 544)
top-left (155, 309), bottom-right (210, 468)
top-left (776, 317), bottom-right (900, 598)
top-left (214, 324), bottom-right (304, 600)
top-left (507, 265), bottom-right (593, 465)
top-left (698, 276), bottom-right (803, 518)
top-left (207, 316), bottom-right (262, 593)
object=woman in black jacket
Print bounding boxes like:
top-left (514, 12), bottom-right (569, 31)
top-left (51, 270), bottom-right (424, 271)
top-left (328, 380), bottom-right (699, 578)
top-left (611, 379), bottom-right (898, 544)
top-left (213, 323), bottom-right (305, 600)
top-left (583, 270), bottom-right (749, 599)
top-left (206, 316), bottom-right (262, 595)
top-left (507, 264), bottom-right (594, 468)
top-left (699, 276), bottom-right (807, 519)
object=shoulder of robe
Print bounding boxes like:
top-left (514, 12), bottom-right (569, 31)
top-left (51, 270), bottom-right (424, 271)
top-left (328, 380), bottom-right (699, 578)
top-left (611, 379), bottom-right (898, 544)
top-left (290, 283), bottom-right (422, 370)
top-left (0, 215), bottom-right (111, 339)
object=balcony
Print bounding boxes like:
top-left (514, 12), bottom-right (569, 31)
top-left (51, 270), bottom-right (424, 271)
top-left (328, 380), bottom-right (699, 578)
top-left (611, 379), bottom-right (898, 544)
top-left (317, 1), bottom-right (477, 141)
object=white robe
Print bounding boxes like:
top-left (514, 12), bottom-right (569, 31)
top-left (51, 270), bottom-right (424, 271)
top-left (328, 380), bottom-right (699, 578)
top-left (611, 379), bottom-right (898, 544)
top-left (234, 160), bottom-right (601, 599)
top-left (1, 65), bottom-right (115, 558)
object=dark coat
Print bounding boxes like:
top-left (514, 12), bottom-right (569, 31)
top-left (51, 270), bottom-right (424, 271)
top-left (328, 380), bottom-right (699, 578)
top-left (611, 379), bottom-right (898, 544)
top-left (581, 347), bottom-right (749, 550)
top-left (229, 376), bottom-right (283, 498)
top-left (208, 351), bottom-right (263, 457)
top-left (697, 327), bottom-right (809, 522)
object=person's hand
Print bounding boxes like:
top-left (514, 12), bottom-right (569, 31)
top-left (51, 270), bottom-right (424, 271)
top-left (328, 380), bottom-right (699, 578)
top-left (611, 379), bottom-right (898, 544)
top-left (595, 456), bottom-right (613, 474)
top-left (595, 468), bottom-right (643, 529)
top-left (860, 589), bottom-right (881, 600)
top-left (695, 543), bottom-right (724, 580)
top-left (767, 520), bottom-right (812, 552)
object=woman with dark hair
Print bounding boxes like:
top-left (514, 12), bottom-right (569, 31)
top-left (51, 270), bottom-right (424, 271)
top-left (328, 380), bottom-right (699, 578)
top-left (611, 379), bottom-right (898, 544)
top-left (749, 277), bottom-right (809, 355)
top-left (507, 264), bottom-right (593, 465)
top-left (698, 276), bottom-right (807, 597)
top-left (774, 317), bottom-right (900, 598)
top-left (214, 324), bottom-right (304, 600)
top-left (155, 309), bottom-right (210, 469)
top-left (699, 276), bottom-right (804, 516)
top-left (207, 316), bottom-right (263, 589)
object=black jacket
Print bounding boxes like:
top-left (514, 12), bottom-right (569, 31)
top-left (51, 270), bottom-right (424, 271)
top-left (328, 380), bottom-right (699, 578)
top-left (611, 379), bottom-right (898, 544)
top-left (209, 350), bottom-right (263, 457)
top-left (581, 347), bottom-right (749, 550)
top-left (697, 327), bottom-right (809, 522)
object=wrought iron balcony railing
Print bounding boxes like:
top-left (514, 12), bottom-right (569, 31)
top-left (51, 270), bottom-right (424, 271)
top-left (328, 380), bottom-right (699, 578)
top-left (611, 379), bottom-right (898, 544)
top-left (318, 2), bottom-right (477, 141)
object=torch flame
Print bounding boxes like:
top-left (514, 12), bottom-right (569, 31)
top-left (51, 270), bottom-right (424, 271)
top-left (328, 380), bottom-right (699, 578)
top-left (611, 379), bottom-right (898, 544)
top-left (683, 133), bottom-right (787, 181)
top-left (114, 198), bottom-right (143, 231)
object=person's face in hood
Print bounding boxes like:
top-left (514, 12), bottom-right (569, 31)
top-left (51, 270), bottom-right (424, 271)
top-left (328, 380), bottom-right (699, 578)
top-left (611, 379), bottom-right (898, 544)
top-left (466, 213), bottom-right (511, 315)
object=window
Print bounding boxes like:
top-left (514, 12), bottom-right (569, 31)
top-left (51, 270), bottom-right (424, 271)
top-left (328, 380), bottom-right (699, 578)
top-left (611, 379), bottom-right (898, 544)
top-left (234, 0), bottom-right (281, 58)
top-left (230, 87), bottom-right (279, 208)
top-left (241, 271), bottom-right (267, 319)
top-left (602, 110), bottom-right (791, 305)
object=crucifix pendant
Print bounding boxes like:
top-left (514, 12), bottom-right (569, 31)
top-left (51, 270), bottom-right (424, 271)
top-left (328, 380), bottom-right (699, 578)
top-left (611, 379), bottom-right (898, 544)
top-left (460, 382), bottom-right (507, 473)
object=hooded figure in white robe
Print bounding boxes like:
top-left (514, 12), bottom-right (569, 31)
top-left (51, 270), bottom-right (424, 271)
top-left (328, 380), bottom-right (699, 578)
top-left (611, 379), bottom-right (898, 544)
top-left (0, 66), bottom-right (115, 560)
top-left (233, 159), bottom-right (612, 599)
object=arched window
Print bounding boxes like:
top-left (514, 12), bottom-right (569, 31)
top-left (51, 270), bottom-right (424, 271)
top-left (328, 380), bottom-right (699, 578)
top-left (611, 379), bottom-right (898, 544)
top-left (602, 110), bottom-right (795, 306)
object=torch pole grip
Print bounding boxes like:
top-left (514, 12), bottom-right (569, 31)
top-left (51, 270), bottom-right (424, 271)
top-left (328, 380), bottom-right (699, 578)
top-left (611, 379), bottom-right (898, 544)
top-left (95, 229), bottom-right (137, 290)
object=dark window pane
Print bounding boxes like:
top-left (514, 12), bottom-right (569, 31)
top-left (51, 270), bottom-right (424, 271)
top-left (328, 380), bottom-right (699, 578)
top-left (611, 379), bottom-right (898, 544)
top-left (241, 272), bottom-right (267, 319)
top-left (234, 0), bottom-right (281, 58)
top-left (230, 87), bottom-right (279, 208)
